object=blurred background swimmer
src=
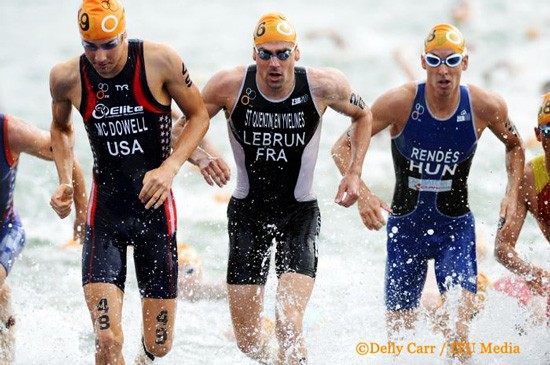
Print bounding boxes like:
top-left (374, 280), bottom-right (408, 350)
top-left (177, 244), bottom-right (227, 301)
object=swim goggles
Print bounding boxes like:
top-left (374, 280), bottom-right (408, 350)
top-left (255, 45), bottom-right (296, 61)
top-left (81, 35), bottom-right (122, 51)
top-left (538, 125), bottom-right (550, 137)
top-left (423, 53), bottom-right (464, 68)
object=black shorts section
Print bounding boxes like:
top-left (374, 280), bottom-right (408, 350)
top-left (82, 194), bottom-right (178, 299)
top-left (226, 197), bottom-right (320, 285)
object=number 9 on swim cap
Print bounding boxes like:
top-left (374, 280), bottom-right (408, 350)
top-left (78, 0), bottom-right (126, 41)
top-left (254, 13), bottom-right (296, 46)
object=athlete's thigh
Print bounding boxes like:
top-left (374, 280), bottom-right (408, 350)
top-left (276, 273), bottom-right (315, 320)
top-left (227, 198), bottom-right (273, 285)
top-left (228, 284), bottom-right (265, 341)
top-left (0, 215), bottom-right (25, 277)
top-left (82, 228), bottom-right (128, 289)
top-left (385, 215), bottom-right (429, 310)
top-left (275, 201), bottom-right (320, 278)
top-left (82, 198), bottom-right (129, 291)
top-left (83, 282), bottom-right (124, 336)
top-left (141, 298), bottom-right (177, 351)
top-left (133, 214), bottom-right (178, 299)
top-left (434, 214), bottom-right (477, 294)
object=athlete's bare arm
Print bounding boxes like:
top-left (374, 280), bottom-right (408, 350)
top-left (331, 84), bottom-right (414, 230)
top-left (201, 66), bottom-right (246, 119)
top-left (495, 162), bottom-right (550, 295)
top-left (138, 42), bottom-right (209, 209)
top-left (172, 115), bottom-right (231, 187)
top-left (306, 67), bottom-right (372, 208)
top-left (9, 115), bottom-right (87, 239)
top-left (370, 83), bottom-right (416, 136)
top-left (49, 58), bottom-right (81, 219)
top-left (177, 67), bottom-right (248, 186)
top-left (471, 85), bottom-right (525, 231)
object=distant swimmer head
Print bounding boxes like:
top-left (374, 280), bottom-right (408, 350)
top-left (537, 92), bottom-right (550, 126)
top-left (424, 23), bottom-right (466, 55)
top-left (477, 272), bottom-right (492, 294)
top-left (253, 13), bottom-right (297, 46)
top-left (473, 272), bottom-right (492, 311)
top-left (78, 0), bottom-right (126, 41)
top-left (177, 244), bottom-right (201, 275)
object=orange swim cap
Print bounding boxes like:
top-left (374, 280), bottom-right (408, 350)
top-left (78, 0), bottom-right (126, 41)
top-left (473, 272), bottom-right (492, 311)
top-left (253, 13), bottom-right (296, 46)
top-left (477, 272), bottom-right (492, 293)
top-left (424, 23), bottom-right (465, 54)
top-left (537, 92), bottom-right (550, 125)
top-left (177, 244), bottom-right (201, 267)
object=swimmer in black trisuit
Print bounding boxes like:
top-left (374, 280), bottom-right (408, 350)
top-left (194, 12), bottom-right (373, 364)
top-left (48, 0), bottom-right (209, 363)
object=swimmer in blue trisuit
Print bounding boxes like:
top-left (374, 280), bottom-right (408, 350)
top-left (0, 113), bottom-right (87, 363)
top-left (332, 23), bottom-right (525, 363)
top-left (193, 12), bottom-right (373, 364)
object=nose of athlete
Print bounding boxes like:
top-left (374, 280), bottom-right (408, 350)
top-left (93, 48), bottom-right (109, 63)
top-left (437, 63), bottom-right (450, 75)
top-left (269, 55), bottom-right (281, 66)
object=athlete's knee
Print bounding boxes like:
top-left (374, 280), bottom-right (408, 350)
top-left (143, 337), bottom-right (173, 358)
top-left (235, 334), bottom-right (261, 354)
top-left (276, 307), bottom-right (304, 335)
top-left (95, 329), bottom-right (123, 355)
top-left (236, 338), bottom-right (274, 363)
top-left (0, 266), bottom-right (8, 288)
top-left (0, 283), bottom-right (11, 305)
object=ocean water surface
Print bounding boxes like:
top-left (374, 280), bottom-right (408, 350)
top-left (1, 0), bottom-right (549, 364)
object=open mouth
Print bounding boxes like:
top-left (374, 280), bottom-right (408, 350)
top-left (268, 71), bottom-right (282, 80)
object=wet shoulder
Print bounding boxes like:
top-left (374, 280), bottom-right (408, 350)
top-left (372, 82), bottom-right (416, 125)
top-left (50, 56), bottom-right (80, 101)
top-left (468, 84), bottom-right (507, 124)
top-left (210, 65), bottom-right (247, 90)
top-left (142, 40), bottom-right (181, 72)
top-left (203, 65), bottom-right (247, 107)
top-left (306, 67), bottom-right (353, 111)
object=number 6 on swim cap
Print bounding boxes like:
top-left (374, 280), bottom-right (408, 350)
top-left (253, 13), bottom-right (297, 46)
top-left (424, 23), bottom-right (465, 55)
top-left (78, 0), bottom-right (126, 41)
top-left (538, 92), bottom-right (550, 126)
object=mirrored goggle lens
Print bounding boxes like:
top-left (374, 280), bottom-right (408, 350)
top-left (257, 49), bottom-right (292, 61)
top-left (539, 126), bottom-right (550, 137)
